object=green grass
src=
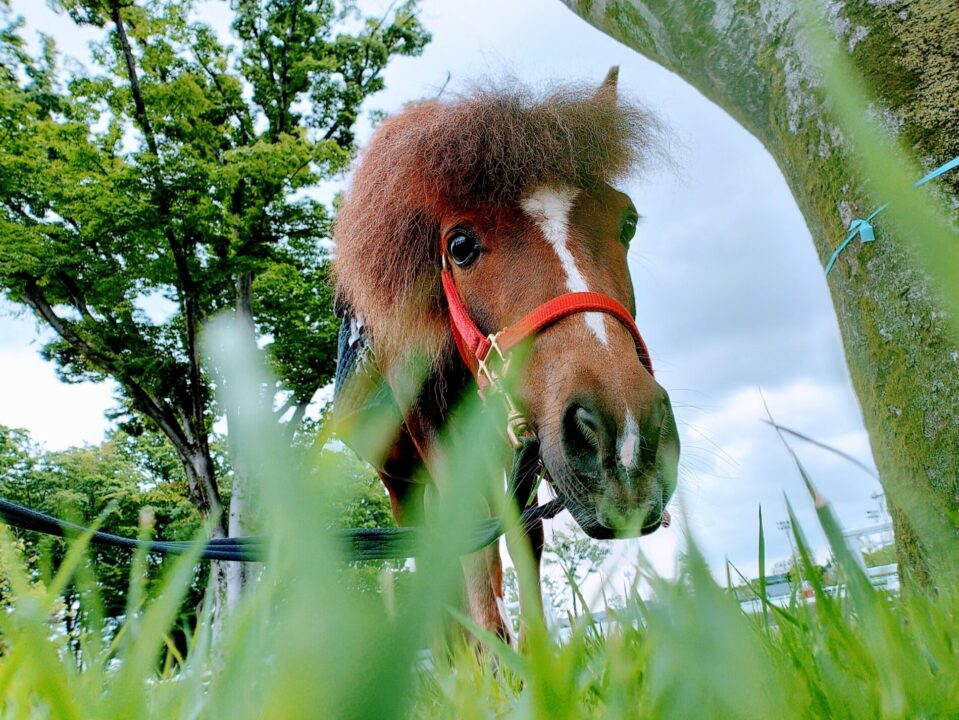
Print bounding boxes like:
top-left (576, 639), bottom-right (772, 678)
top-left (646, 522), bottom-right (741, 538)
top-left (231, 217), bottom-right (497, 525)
top-left (2, 477), bottom-right (959, 720)
top-left (0, 316), bottom-right (957, 720)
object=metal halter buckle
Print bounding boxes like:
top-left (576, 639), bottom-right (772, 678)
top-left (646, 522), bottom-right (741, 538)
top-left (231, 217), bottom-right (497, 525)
top-left (476, 332), bottom-right (510, 390)
top-left (504, 394), bottom-right (530, 449)
top-left (476, 332), bottom-right (529, 449)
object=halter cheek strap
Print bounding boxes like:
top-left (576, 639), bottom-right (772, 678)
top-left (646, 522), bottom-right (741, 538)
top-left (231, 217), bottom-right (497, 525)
top-left (440, 256), bottom-right (654, 446)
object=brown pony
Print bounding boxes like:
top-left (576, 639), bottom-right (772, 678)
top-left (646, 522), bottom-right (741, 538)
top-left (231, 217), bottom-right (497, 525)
top-left (332, 69), bottom-right (679, 640)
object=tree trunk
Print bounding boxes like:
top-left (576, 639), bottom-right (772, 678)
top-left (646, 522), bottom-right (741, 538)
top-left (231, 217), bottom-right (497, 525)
top-left (183, 447), bottom-right (230, 631)
top-left (558, 0), bottom-right (959, 577)
top-left (225, 272), bottom-right (258, 609)
top-left (111, 0), bottom-right (238, 618)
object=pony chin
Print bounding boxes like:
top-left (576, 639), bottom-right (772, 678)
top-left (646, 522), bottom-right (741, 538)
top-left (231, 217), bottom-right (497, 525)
top-left (551, 477), bottom-right (672, 540)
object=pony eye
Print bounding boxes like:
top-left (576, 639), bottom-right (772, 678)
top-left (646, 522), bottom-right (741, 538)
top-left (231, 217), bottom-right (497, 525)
top-left (448, 231), bottom-right (481, 267)
top-left (620, 209), bottom-right (638, 246)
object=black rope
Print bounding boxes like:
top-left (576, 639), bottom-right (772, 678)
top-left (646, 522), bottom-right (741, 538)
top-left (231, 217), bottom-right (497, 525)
top-left (0, 437), bottom-right (563, 563)
top-left (0, 499), bottom-right (263, 561)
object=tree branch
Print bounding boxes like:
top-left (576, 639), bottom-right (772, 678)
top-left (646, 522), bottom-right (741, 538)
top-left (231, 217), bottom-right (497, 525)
top-left (320, 26), bottom-right (400, 143)
top-left (192, 48), bottom-right (255, 143)
top-left (276, 0), bottom-right (302, 137)
top-left (23, 281), bottom-right (225, 519)
top-left (109, 0), bottom-right (159, 159)
top-left (20, 282), bottom-right (190, 456)
top-left (56, 272), bottom-right (95, 321)
top-left (3, 199), bottom-right (41, 224)
top-left (109, 4), bottom-right (209, 454)
top-left (250, 10), bottom-right (281, 135)
top-left (286, 394), bottom-right (313, 439)
top-left (274, 393), bottom-right (298, 419)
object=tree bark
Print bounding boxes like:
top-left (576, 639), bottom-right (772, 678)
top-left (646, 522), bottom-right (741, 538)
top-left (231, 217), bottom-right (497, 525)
top-left (225, 272), bottom-right (258, 609)
top-left (558, 0), bottom-right (959, 577)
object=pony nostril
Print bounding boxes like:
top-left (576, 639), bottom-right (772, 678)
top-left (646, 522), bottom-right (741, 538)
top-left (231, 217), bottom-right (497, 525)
top-left (639, 393), bottom-right (670, 468)
top-left (575, 406), bottom-right (601, 444)
top-left (562, 402), bottom-right (605, 467)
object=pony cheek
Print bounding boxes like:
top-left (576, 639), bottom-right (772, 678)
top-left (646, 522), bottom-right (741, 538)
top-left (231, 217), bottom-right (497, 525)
top-left (509, 348), bottom-right (555, 429)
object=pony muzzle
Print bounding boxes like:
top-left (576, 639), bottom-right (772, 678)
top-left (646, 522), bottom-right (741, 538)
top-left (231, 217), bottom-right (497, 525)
top-left (552, 393), bottom-right (679, 539)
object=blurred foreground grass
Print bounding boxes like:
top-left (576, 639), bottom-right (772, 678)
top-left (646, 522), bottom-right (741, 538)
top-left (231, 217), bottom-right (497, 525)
top-left (0, 315), bottom-right (956, 720)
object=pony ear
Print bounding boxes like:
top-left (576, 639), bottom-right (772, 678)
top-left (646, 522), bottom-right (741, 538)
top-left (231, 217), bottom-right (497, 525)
top-left (595, 66), bottom-right (619, 103)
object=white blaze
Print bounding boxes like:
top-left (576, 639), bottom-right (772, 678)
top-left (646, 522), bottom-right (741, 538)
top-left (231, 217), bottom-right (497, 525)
top-left (619, 408), bottom-right (639, 469)
top-left (521, 185), bottom-right (609, 346)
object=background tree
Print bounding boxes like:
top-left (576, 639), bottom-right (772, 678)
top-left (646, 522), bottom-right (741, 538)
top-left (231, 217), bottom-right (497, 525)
top-left (0, 422), bottom-right (395, 648)
top-left (321, 444), bottom-right (412, 596)
top-left (559, 0), bottom-right (959, 578)
top-left (0, 0), bottom-right (430, 615)
top-left (545, 527), bottom-right (611, 615)
top-left (503, 527), bottom-right (612, 622)
top-left (0, 424), bottom-right (202, 645)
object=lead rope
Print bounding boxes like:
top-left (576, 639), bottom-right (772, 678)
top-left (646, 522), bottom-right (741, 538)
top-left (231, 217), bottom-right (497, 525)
top-left (0, 437), bottom-right (562, 563)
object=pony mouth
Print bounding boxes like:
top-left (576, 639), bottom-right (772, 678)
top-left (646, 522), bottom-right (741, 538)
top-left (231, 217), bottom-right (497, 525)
top-left (541, 409), bottom-right (680, 539)
top-left (638, 508), bottom-right (672, 535)
top-left (552, 483), bottom-right (672, 540)
top-left (541, 430), bottom-right (678, 540)
top-left (569, 513), bottom-right (668, 540)
top-left (600, 507), bottom-right (670, 538)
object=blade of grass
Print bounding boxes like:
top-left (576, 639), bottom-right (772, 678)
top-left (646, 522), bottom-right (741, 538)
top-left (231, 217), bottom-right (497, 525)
top-left (758, 505), bottom-right (769, 631)
top-left (760, 421), bottom-right (878, 479)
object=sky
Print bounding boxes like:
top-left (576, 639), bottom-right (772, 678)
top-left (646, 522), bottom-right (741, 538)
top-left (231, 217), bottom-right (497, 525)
top-left (0, 0), bottom-right (886, 586)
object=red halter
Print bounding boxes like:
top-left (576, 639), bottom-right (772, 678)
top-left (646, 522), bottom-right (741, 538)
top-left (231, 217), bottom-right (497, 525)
top-left (440, 254), bottom-right (654, 444)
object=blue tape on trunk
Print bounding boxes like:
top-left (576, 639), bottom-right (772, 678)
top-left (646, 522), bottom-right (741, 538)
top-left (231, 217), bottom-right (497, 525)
top-left (825, 157), bottom-right (958, 276)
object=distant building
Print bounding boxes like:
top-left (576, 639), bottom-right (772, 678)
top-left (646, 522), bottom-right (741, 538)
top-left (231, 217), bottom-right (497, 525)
top-left (737, 517), bottom-right (898, 614)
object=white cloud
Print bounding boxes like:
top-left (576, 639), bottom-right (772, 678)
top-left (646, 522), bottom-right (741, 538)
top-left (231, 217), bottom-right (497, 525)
top-left (0, 341), bottom-right (116, 449)
top-left (675, 382), bottom-right (881, 579)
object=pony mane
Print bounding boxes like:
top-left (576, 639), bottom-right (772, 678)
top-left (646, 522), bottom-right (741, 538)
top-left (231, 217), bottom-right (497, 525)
top-left (333, 80), bottom-right (662, 375)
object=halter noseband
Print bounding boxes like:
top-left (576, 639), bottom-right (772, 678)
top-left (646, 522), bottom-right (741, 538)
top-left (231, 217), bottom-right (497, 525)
top-left (440, 250), bottom-right (654, 448)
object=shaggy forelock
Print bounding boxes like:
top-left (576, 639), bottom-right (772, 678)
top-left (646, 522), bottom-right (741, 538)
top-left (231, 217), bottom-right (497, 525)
top-left (333, 81), bottom-right (662, 370)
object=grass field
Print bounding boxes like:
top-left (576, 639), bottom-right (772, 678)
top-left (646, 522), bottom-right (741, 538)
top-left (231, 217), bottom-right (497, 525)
top-left (1, 439), bottom-right (957, 719)
top-left (0, 321), bottom-right (956, 720)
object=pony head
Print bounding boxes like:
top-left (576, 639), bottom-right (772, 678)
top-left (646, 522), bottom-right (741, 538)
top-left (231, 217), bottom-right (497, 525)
top-left (334, 69), bottom-right (679, 539)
